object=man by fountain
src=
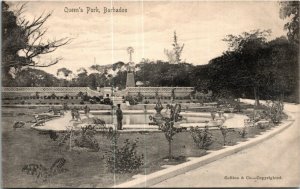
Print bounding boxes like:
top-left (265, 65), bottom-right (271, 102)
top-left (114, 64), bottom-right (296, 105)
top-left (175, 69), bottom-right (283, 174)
top-left (71, 107), bottom-right (75, 120)
top-left (84, 105), bottom-right (90, 118)
top-left (116, 104), bottom-right (123, 130)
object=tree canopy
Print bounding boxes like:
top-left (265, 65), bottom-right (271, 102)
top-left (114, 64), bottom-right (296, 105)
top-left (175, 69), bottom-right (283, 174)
top-left (279, 1), bottom-right (299, 44)
top-left (2, 1), bottom-right (71, 76)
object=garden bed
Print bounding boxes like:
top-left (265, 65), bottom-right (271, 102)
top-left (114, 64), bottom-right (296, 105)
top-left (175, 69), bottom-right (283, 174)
top-left (2, 107), bottom-right (281, 188)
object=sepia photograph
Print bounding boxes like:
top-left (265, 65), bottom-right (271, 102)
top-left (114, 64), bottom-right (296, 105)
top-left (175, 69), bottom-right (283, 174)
top-left (1, 0), bottom-right (299, 188)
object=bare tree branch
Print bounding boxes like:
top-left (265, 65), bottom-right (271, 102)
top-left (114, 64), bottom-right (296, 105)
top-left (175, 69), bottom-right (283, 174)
top-left (3, 2), bottom-right (73, 72)
top-left (28, 57), bottom-right (63, 67)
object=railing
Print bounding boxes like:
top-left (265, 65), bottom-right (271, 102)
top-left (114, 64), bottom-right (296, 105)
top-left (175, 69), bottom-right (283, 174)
top-left (2, 87), bottom-right (102, 96)
top-left (126, 87), bottom-right (194, 97)
top-left (126, 87), bottom-right (194, 92)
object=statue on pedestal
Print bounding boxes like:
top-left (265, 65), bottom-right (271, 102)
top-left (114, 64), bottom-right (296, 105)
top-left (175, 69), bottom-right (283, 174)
top-left (126, 47), bottom-right (135, 87)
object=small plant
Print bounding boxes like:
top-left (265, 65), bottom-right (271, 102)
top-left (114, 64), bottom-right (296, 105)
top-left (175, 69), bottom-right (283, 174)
top-left (219, 125), bottom-right (229, 145)
top-left (160, 120), bottom-right (182, 159)
top-left (238, 126), bottom-right (248, 138)
top-left (93, 118), bottom-right (106, 127)
top-left (104, 128), bottom-right (119, 140)
top-left (266, 100), bottom-right (284, 124)
top-left (74, 125), bottom-right (99, 151)
top-left (105, 139), bottom-right (143, 173)
top-left (125, 96), bottom-right (138, 105)
top-left (13, 121), bottom-right (25, 130)
top-left (57, 125), bottom-right (99, 151)
top-left (159, 104), bottom-right (183, 159)
top-left (22, 158), bottom-right (68, 182)
top-left (190, 126), bottom-right (213, 149)
top-left (137, 92), bottom-right (143, 102)
top-left (253, 110), bottom-right (269, 122)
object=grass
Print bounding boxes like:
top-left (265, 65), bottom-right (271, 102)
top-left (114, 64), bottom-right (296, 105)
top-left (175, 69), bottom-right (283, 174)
top-left (2, 107), bottom-right (278, 188)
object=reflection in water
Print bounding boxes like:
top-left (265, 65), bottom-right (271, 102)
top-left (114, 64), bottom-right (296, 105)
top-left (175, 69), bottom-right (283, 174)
top-left (94, 114), bottom-right (208, 125)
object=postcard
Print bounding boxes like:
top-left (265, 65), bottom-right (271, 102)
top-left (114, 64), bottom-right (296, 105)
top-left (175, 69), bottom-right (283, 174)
top-left (1, 1), bottom-right (299, 188)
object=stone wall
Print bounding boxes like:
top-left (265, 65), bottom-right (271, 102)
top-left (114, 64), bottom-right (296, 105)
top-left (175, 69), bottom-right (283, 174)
top-left (126, 87), bottom-right (194, 97)
top-left (2, 87), bottom-right (102, 98)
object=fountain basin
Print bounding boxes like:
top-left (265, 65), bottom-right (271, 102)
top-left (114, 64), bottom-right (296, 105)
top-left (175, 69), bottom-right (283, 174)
top-left (31, 111), bottom-right (249, 132)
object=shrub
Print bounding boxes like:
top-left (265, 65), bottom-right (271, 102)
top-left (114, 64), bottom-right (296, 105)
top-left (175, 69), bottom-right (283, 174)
top-left (219, 125), bottom-right (231, 145)
top-left (253, 110), bottom-right (269, 122)
top-left (22, 158), bottom-right (68, 182)
top-left (103, 98), bottom-right (113, 105)
top-left (74, 125), bottom-right (99, 151)
top-left (266, 100), bottom-right (284, 124)
top-left (238, 126), bottom-right (248, 138)
top-left (105, 139), bottom-right (143, 173)
top-left (56, 125), bottom-right (99, 151)
top-left (125, 96), bottom-right (138, 105)
top-left (190, 126), bottom-right (213, 149)
top-left (104, 128), bottom-right (119, 140)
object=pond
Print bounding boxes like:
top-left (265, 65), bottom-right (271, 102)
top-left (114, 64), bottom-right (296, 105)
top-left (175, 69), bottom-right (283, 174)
top-left (93, 114), bottom-right (210, 125)
top-left (31, 111), bottom-right (213, 131)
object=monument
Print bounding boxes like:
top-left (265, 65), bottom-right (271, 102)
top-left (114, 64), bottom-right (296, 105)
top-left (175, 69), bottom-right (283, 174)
top-left (126, 47), bottom-right (135, 88)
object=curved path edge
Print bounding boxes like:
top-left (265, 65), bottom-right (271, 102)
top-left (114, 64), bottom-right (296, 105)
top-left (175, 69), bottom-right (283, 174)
top-left (112, 115), bottom-right (294, 188)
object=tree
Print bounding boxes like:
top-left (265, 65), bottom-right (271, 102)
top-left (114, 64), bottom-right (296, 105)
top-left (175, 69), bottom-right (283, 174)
top-left (159, 104), bottom-right (183, 159)
top-left (2, 2), bottom-right (71, 76)
top-left (262, 37), bottom-right (299, 101)
top-left (164, 31), bottom-right (184, 64)
top-left (13, 68), bottom-right (60, 87)
top-left (90, 64), bottom-right (104, 73)
top-left (75, 68), bottom-right (88, 87)
top-left (220, 30), bottom-right (272, 106)
top-left (57, 68), bottom-right (72, 79)
top-left (279, 1), bottom-right (299, 44)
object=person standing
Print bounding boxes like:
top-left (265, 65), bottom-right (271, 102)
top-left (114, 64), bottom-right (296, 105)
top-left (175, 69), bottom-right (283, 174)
top-left (75, 107), bottom-right (81, 121)
top-left (210, 111), bottom-right (216, 121)
top-left (71, 107), bottom-right (75, 120)
top-left (84, 105), bottom-right (90, 118)
top-left (63, 101), bottom-right (68, 112)
top-left (116, 104), bottom-right (123, 130)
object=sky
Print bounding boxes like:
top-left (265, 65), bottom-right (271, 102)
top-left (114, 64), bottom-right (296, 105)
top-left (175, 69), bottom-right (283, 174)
top-left (8, 1), bottom-right (287, 75)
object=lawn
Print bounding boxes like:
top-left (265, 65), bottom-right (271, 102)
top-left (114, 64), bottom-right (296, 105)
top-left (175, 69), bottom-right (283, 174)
top-left (2, 107), bottom-right (274, 188)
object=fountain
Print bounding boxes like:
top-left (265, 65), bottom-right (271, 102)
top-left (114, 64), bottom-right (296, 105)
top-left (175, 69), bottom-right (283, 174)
top-left (148, 96), bottom-right (186, 128)
top-left (149, 98), bottom-right (165, 125)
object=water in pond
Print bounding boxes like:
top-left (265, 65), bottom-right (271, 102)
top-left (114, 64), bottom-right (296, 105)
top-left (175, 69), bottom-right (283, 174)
top-left (93, 114), bottom-right (209, 125)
